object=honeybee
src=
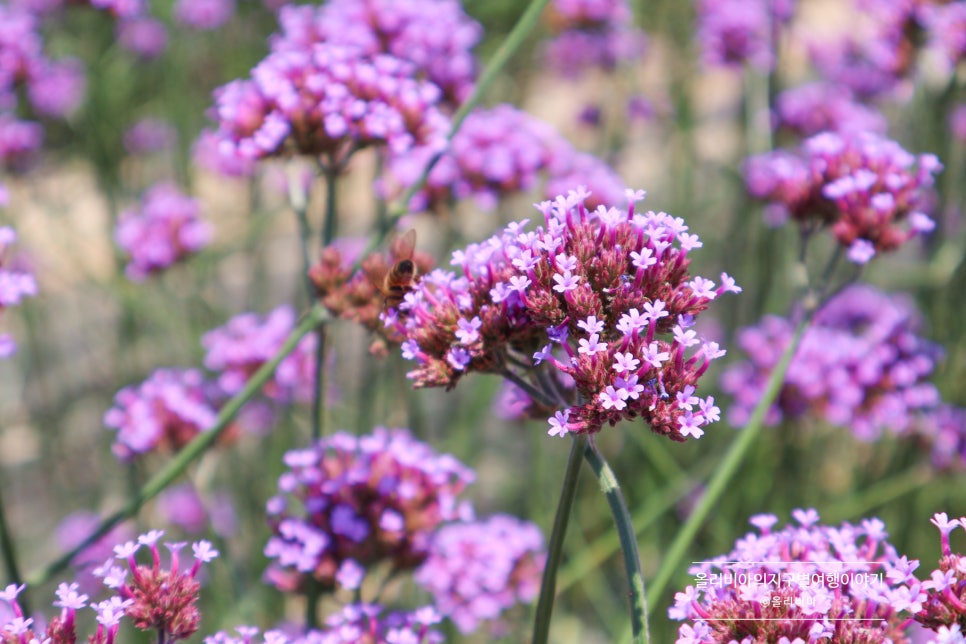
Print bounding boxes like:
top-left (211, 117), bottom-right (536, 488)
top-left (365, 228), bottom-right (419, 313)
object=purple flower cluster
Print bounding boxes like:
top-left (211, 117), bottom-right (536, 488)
top-left (209, 17), bottom-right (449, 165)
top-left (0, 226), bottom-right (38, 358)
top-left (542, 0), bottom-right (647, 77)
top-left (0, 582), bottom-right (127, 644)
top-left (202, 305), bottom-right (317, 407)
top-left (414, 515), bottom-right (545, 634)
top-left (920, 2), bottom-right (966, 71)
top-left (114, 182), bottom-right (212, 280)
top-left (173, 0), bottom-right (235, 31)
top-left (744, 131), bottom-right (942, 264)
top-left (102, 368), bottom-right (221, 462)
top-left (915, 513), bottom-right (966, 635)
top-left (123, 118), bottom-right (177, 155)
top-left (914, 405), bottom-right (966, 471)
top-left (273, 0), bottom-right (482, 107)
top-left (669, 508), bottom-right (923, 643)
top-left (720, 285), bottom-right (942, 439)
top-left (694, 0), bottom-right (795, 71)
top-left (204, 605), bottom-right (444, 644)
top-left (116, 16), bottom-right (168, 59)
top-left (774, 82), bottom-right (888, 137)
top-left (392, 188), bottom-right (739, 439)
top-left (263, 428), bottom-right (475, 592)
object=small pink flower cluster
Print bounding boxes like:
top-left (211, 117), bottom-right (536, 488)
top-left (744, 131), bottom-right (942, 264)
top-left (915, 513), bottom-right (966, 636)
top-left (263, 428), bottom-right (475, 592)
top-left (393, 188), bottom-right (738, 439)
top-left (114, 182), bottom-right (212, 281)
top-left (670, 508), bottom-right (924, 643)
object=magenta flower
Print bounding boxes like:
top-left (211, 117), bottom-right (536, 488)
top-left (694, 0), bottom-right (794, 71)
top-left (543, 0), bottom-right (647, 77)
top-left (201, 305), bottom-right (317, 408)
top-left (415, 515), bottom-right (545, 634)
top-left (914, 513), bottom-right (966, 634)
top-left (116, 16), bottom-right (168, 59)
top-left (392, 188), bottom-right (738, 439)
top-left (103, 368), bottom-right (221, 462)
top-left (263, 428), bottom-right (474, 592)
top-left (774, 82), bottom-right (888, 137)
top-left (173, 0), bottom-right (235, 30)
top-left (115, 182), bottom-right (212, 280)
top-left (0, 226), bottom-right (38, 358)
top-left (273, 0), bottom-right (482, 106)
top-left (720, 285), bottom-right (942, 439)
top-left (192, 128), bottom-right (255, 177)
top-left (744, 131), bottom-right (942, 263)
top-left (669, 509), bottom-right (923, 643)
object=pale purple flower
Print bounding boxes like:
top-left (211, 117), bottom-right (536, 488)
top-left (174, 0), bottom-right (234, 30)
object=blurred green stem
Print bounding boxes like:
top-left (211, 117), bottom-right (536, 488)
top-left (532, 434), bottom-right (586, 644)
top-left (25, 305), bottom-right (329, 588)
top-left (583, 439), bottom-right (650, 643)
top-left (646, 308), bottom-right (814, 605)
top-left (0, 476), bottom-right (26, 614)
top-left (287, 162), bottom-right (314, 296)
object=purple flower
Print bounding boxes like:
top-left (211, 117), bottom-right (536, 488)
top-left (914, 405), bottom-right (966, 472)
top-left (103, 368), bottom-right (220, 462)
top-left (414, 515), bottom-right (545, 634)
top-left (721, 285), bottom-right (942, 439)
top-left (191, 128), bottom-right (255, 177)
top-left (951, 105), bottom-right (966, 144)
top-left (116, 17), bottom-right (168, 59)
top-left (124, 118), bottom-right (176, 155)
top-left (393, 188), bottom-right (738, 440)
top-left (694, 0), bottom-right (793, 71)
top-left (263, 428), bottom-right (474, 592)
top-left (774, 82), bottom-right (888, 137)
top-left (0, 116), bottom-right (43, 169)
top-left (26, 58), bottom-right (85, 117)
top-left (173, 0), bottom-right (235, 30)
top-left (913, 512), bottom-right (966, 634)
top-left (543, 0), bottom-right (646, 77)
top-left (670, 509), bottom-right (920, 642)
top-left (201, 305), bottom-right (317, 410)
top-left (0, 226), bottom-right (38, 358)
top-left (921, 3), bottom-right (966, 71)
top-left (115, 182), bottom-right (212, 280)
top-left (55, 512), bottom-right (136, 595)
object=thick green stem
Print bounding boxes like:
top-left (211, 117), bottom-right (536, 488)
top-left (646, 310), bottom-right (814, 605)
top-left (532, 434), bottom-right (586, 644)
top-left (583, 440), bottom-right (650, 643)
top-left (25, 305), bottom-right (329, 587)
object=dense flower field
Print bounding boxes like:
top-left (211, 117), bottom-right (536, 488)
top-left (0, 0), bottom-right (964, 642)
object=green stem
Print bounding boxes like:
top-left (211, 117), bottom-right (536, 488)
top-left (287, 162), bottom-right (314, 298)
top-left (0, 476), bottom-right (27, 614)
top-left (25, 305), bottom-right (329, 588)
top-left (311, 168), bottom-right (339, 442)
top-left (532, 434), bottom-right (586, 644)
top-left (646, 309), bottom-right (814, 605)
top-left (583, 440), bottom-right (649, 644)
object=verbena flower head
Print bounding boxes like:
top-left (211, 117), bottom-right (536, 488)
top-left (915, 513), bottom-right (966, 634)
top-left (264, 428), bottom-right (475, 592)
top-left (202, 305), bottom-right (317, 406)
top-left (103, 531), bottom-right (219, 641)
top-left (744, 131), bottom-right (942, 264)
top-left (0, 226), bottom-right (38, 358)
top-left (414, 514), bottom-right (545, 634)
top-left (0, 581), bottom-right (99, 644)
top-left (103, 367), bottom-right (222, 462)
top-left (774, 82), bottom-right (888, 137)
top-left (392, 188), bottom-right (739, 440)
top-left (114, 182), bottom-right (212, 281)
top-left (273, 0), bottom-right (482, 107)
top-left (173, 0), bottom-right (235, 30)
top-left (913, 405), bottom-right (966, 472)
top-left (694, 0), bottom-right (795, 71)
top-left (210, 32), bottom-right (448, 164)
top-left (721, 285), bottom-right (942, 439)
top-left (542, 0), bottom-right (647, 77)
top-left (669, 508), bottom-right (923, 643)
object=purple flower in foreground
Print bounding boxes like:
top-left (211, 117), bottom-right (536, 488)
top-left (393, 187), bottom-right (738, 440)
top-left (415, 515), bottom-right (545, 634)
top-left (115, 182), bottom-right (212, 280)
top-left (721, 285), bottom-right (942, 439)
top-left (0, 226), bottom-right (38, 358)
top-left (103, 368), bottom-right (221, 462)
top-left (263, 428), bottom-right (474, 593)
top-left (669, 509), bottom-right (921, 643)
top-left (914, 513), bottom-right (966, 634)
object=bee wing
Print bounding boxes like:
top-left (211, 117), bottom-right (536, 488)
top-left (389, 228), bottom-right (417, 263)
top-left (362, 255), bottom-right (391, 294)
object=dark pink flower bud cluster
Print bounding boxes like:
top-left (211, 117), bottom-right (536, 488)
top-left (414, 515), bottom-right (546, 634)
top-left (721, 285), bottom-right (942, 439)
top-left (98, 530), bottom-right (219, 642)
top-left (669, 508), bottom-right (924, 643)
top-left (542, 0), bottom-right (647, 77)
top-left (0, 226), bottom-right (38, 358)
top-left (273, 0), bottom-right (482, 107)
top-left (114, 182), bottom-right (213, 281)
top-left (774, 82), bottom-right (888, 137)
top-left (102, 367), bottom-right (224, 462)
top-left (209, 37), bottom-right (448, 164)
top-left (263, 428), bottom-right (475, 593)
top-left (694, 0), bottom-right (794, 72)
top-left (382, 104), bottom-right (626, 214)
top-left (915, 513), bottom-right (966, 635)
top-left (744, 131), bottom-right (942, 264)
top-left (392, 188), bottom-right (739, 440)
